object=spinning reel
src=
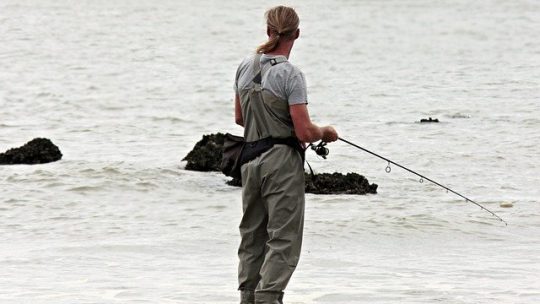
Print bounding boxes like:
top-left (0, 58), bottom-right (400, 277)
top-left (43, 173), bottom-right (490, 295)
top-left (311, 141), bottom-right (329, 159)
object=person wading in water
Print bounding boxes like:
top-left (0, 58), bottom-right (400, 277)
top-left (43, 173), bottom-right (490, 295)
top-left (233, 6), bottom-right (338, 304)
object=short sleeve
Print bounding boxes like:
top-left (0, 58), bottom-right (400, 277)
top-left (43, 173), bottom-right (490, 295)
top-left (286, 72), bottom-right (308, 105)
top-left (233, 56), bottom-right (251, 95)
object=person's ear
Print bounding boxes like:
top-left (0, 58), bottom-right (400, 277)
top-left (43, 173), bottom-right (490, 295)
top-left (294, 28), bottom-right (300, 39)
top-left (267, 26), bottom-right (271, 37)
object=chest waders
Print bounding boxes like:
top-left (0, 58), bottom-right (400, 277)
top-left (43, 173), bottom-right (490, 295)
top-left (237, 54), bottom-right (305, 304)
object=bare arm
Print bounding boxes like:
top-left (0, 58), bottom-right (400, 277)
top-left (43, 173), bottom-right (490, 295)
top-left (234, 94), bottom-right (243, 127)
top-left (290, 104), bottom-right (338, 143)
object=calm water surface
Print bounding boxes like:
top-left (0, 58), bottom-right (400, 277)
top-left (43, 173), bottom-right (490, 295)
top-left (1, 0), bottom-right (539, 303)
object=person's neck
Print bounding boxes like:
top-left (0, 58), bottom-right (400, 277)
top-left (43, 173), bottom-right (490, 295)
top-left (265, 42), bottom-right (293, 59)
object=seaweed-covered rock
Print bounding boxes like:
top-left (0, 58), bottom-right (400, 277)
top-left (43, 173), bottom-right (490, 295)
top-left (226, 172), bottom-right (377, 195)
top-left (184, 133), bottom-right (378, 195)
top-left (0, 138), bottom-right (62, 165)
top-left (305, 172), bottom-right (377, 194)
top-left (182, 133), bottom-right (226, 171)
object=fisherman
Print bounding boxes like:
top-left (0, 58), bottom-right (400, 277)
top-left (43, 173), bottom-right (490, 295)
top-left (233, 6), bottom-right (338, 304)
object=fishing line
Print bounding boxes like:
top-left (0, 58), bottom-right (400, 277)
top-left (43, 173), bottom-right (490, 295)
top-left (337, 137), bottom-right (507, 226)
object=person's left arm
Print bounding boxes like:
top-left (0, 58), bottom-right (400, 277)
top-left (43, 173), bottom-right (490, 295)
top-left (235, 93), bottom-right (243, 127)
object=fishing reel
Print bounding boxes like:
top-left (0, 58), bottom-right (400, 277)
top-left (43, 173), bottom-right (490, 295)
top-left (311, 141), bottom-right (329, 159)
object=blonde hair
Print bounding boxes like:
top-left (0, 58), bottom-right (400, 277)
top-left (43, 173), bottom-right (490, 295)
top-left (256, 6), bottom-right (300, 54)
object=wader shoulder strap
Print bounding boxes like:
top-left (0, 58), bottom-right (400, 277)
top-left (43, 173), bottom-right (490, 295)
top-left (252, 55), bottom-right (287, 85)
top-left (269, 57), bottom-right (287, 66)
top-left (252, 54), bottom-right (263, 84)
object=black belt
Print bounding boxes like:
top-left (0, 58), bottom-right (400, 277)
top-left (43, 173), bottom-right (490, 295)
top-left (240, 136), bottom-right (305, 166)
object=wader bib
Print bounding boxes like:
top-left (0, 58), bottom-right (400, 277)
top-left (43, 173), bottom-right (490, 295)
top-left (237, 54), bottom-right (305, 304)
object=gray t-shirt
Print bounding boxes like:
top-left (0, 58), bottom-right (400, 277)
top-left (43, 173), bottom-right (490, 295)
top-left (234, 54), bottom-right (308, 105)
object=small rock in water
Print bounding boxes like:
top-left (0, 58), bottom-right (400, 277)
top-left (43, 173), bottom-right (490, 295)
top-left (0, 138), bottom-right (62, 165)
top-left (420, 117), bottom-right (439, 123)
top-left (500, 201), bottom-right (514, 208)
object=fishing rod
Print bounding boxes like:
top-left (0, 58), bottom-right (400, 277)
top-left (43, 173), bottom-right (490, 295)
top-left (312, 137), bottom-right (507, 225)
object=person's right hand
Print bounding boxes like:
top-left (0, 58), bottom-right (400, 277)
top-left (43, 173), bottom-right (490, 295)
top-left (321, 126), bottom-right (338, 142)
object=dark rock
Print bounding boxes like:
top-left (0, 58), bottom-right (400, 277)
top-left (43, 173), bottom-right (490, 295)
top-left (184, 133), bottom-right (378, 195)
top-left (305, 172), bottom-right (377, 194)
top-left (182, 133), bottom-right (226, 171)
top-left (226, 172), bottom-right (377, 195)
top-left (0, 138), bottom-right (62, 165)
top-left (420, 117), bottom-right (439, 123)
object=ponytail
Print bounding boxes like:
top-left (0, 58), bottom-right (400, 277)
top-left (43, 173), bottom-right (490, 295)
top-left (256, 6), bottom-right (299, 54)
top-left (256, 35), bottom-right (280, 54)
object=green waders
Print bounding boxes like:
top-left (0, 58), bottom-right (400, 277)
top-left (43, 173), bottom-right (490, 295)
top-left (237, 54), bottom-right (305, 304)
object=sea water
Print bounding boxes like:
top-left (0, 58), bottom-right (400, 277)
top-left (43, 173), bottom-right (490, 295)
top-left (1, 0), bottom-right (539, 303)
